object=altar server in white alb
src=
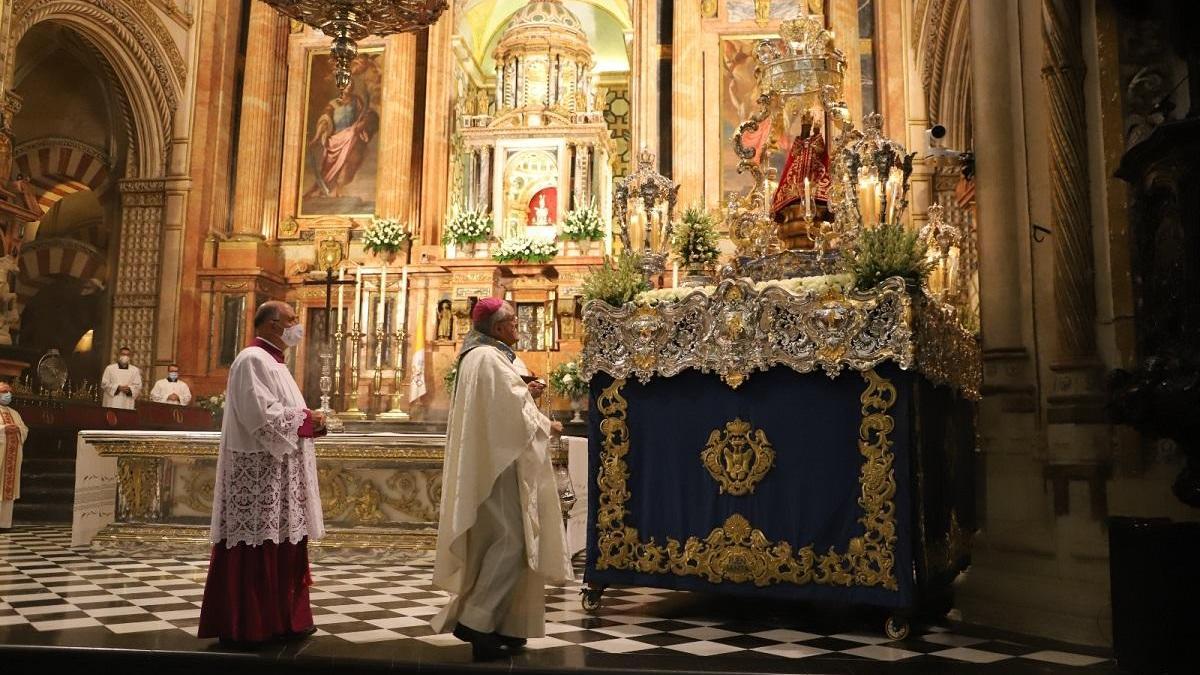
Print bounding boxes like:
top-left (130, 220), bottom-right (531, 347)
top-left (0, 381), bottom-right (29, 529)
top-left (198, 301), bottom-right (326, 645)
top-left (431, 297), bottom-right (571, 661)
top-left (150, 364), bottom-right (192, 406)
top-left (100, 346), bottom-right (142, 409)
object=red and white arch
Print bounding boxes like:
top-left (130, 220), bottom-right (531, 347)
top-left (12, 139), bottom-right (112, 215)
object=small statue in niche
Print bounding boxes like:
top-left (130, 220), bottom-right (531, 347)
top-left (436, 299), bottom-right (453, 341)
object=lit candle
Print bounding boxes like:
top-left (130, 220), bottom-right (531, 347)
top-left (873, 183), bottom-right (883, 226)
top-left (672, 261), bottom-right (679, 288)
top-left (337, 267), bottom-right (345, 331)
top-left (377, 266), bottom-right (387, 329)
top-left (803, 177), bottom-right (812, 219)
top-left (353, 265), bottom-right (363, 333)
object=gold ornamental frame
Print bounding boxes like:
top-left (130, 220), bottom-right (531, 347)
top-left (594, 369), bottom-right (900, 590)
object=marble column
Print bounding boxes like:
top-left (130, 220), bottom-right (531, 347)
top-left (377, 33), bottom-right (418, 226)
top-left (631, 0), bottom-right (659, 160)
top-left (671, 1), bottom-right (703, 205)
top-left (479, 145), bottom-right (492, 214)
top-left (970, 0), bottom-right (1028, 356)
top-left (829, 0), bottom-right (865, 125)
top-left (113, 179), bottom-right (167, 370)
top-left (229, 2), bottom-right (288, 239)
top-left (419, 13), bottom-right (455, 246)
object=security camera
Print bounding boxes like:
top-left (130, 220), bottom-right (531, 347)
top-left (926, 124), bottom-right (948, 149)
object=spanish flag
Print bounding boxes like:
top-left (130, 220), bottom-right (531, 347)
top-left (408, 297), bottom-right (427, 402)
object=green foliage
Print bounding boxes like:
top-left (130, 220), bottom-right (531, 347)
top-left (843, 223), bottom-right (934, 292)
top-left (672, 204), bottom-right (721, 265)
top-left (443, 360), bottom-right (458, 392)
top-left (581, 252), bottom-right (651, 307)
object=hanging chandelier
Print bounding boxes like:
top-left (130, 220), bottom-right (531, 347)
top-left (260, 0), bottom-right (448, 90)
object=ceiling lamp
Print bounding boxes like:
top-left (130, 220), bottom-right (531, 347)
top-left (260, 0), bottom-right (448, 90)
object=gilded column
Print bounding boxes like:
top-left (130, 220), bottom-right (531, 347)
top-left (0, 91), bottom-right (20, 184)
top-left (419, 12), bottom-right (455, 246)
top-left (113, 179), bottom-right (167, 369)
top-left (377, 33), bottom-right (418, 225)
top-left (229, 2), bottom-right (288, 239)
top-left (671, 0), bottom-right (703, 205)
top-left (1042, 0), bottom-right (1096, 362)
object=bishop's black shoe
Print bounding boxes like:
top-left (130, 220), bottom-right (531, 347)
top-left (453, 622), bottom-right (512, 661)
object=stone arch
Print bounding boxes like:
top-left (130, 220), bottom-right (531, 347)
top-left (13, 138), bottom-right (113, 214)
top-left (8, 0), bottom-right (183, 177)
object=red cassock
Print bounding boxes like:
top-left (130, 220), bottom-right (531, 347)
top-left (197, 538), bottom-right (314, 643)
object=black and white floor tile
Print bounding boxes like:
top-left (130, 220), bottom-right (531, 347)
top-left (0, 526), bottom-right (1114, 673)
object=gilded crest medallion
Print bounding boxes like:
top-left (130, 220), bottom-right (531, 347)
top-left (700, 418), bottom-right (775, 495)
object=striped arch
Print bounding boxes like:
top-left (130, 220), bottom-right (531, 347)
top-left (12, 139), bottom-right (112, 215)
top-left (14, 238), bottom-right (106, 309)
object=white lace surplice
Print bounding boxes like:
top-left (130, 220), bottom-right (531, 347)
top-left (210, 346), bottom-right (325, 548)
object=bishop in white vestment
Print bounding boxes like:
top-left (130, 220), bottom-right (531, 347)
top-left (150, 364), bottom-right (192, 406)
top-left (0, 382), bottom-right (29, 529)
top-left (431, 298), bottom-right (571, 660)
top-left (198, 301), bottom-right (326, 645)
top-left (100, 346), bottom-right (142, 409)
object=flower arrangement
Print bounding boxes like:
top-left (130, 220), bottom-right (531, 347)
top-left (362, 217), bottom-right (411, 257)
top-left (442, 209), bottom-right (493, 245)
top-left (560, 204), bottom-right (605, 241)
top-left (672, 204), bottom-right (721, 266)
top-left (581, 252), bottom-right (651, 307)
top-left (492, 235), bottom-right (558, 264)
top-left (549, 360), bottom-right (589, 399)
top-left (842, 222), bottom-right (933, 292)
top-left (633, 273), bottom-right (853, 306)
top-left (198, 393), bottom-right (225, 420)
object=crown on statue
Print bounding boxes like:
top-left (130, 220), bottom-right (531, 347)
top-left (754, 15), bottom-right (846, 101)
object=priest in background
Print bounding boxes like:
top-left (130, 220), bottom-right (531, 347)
top-left (198, 301), bottom-right (326, 646)
top-left (0, 381), bottom-right (28, 529)
top-left (431, 297), bottom-right (571, 661)
top-left (150, 364), bottom-right (192, 406)
top-left (100, 346), bottom-right (142, 409)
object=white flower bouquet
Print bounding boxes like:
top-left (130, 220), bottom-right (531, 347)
top-left (362, 217), bottom-right (411, 256)
top-left (443, 209), bottom-right (493, 245)
top-left (492, 235), bottom-right (558, 264)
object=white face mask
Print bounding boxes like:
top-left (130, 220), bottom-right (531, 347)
top-left (118, 355), bottom-right (130, 366)
top-left (0, 393), bottom-right (11, 406)
top-left (281, 323), bottom-right (304, 347)
top-left (167, 372), bottom-right (179, 382)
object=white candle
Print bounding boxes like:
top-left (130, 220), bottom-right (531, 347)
top-left (337, 267), bottom-right (345, 331)
top-left (378, 266), bottom-right (387, 329)
top-left (803, 177), bottom-right (812, 219)
top-left (672, 261), bottom-right (679, 288)
top-left (398, 266), bottom-right (408, 331)
top-left (353, 265), bottom-right (363, 333)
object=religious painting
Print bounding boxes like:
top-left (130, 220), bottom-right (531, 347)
top-left (298, 48), bottom-right (384, 217)
top-left (719, 37), bottom-right (789, 202)
top-left (726, 0), bottom-right (806, 24)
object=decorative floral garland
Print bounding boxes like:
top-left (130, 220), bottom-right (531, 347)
top-left (634, 273), bottom-right (853, 306)
top-left (492, 235), bottom-right (558, 263)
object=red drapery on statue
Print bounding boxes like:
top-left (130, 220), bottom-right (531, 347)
top-left (197, 538), bottom-right (314, 643)
top-left (771, 128), bottom-right (832, 217)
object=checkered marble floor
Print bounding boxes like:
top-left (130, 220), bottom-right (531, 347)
top-left (0, 526), bottom-right (1113, 670)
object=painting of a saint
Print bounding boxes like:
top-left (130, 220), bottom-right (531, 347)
top-left (299, 49), bottom-right (383, 216)
top-left (719, 37), bottom-right (789, 202)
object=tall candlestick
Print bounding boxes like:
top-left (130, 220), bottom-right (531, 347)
top-left (378, 266), bottom-right (387, 329)
top-left (337, 267), bottom-right (345, 331)
top-left (353, 265), bottom-right (363, 331)
top-left (398, 266), bottom-right (408, 330)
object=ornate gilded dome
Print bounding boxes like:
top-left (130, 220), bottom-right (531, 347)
top-left (495, 0), bottom-right (591, 63)
top-left (492, 0), bottom-right (596, 114)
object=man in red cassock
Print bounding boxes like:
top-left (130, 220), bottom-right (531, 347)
top-left (198, 300), bottom-right (327, 646)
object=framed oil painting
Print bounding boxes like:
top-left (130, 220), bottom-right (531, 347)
top-left (719, 36), bottom-right (791, 202)
top-left (297, 47), bottom-right (384, 217)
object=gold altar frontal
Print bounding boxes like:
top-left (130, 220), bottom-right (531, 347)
top-left (81, 431), bottom-right (566, 561)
